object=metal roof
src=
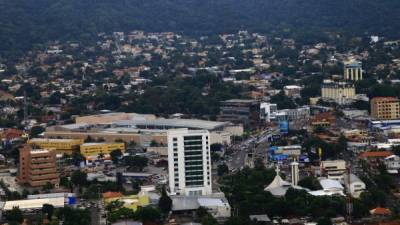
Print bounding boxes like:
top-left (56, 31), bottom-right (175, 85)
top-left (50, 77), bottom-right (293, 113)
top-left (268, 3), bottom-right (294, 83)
top-left (3, 197), bottom-right (65, 211)
top-left (114, 118), bottom-right (229, 130)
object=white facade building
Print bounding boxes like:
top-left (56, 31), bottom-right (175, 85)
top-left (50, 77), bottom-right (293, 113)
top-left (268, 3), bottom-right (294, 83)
top-left (168, 129), bottom-right (212, 196)
top-left (384, 155), bottom-right (400, 173)
top-left (343, 173), bottom-right (366, 198)
top-left (260, 102), bottom-right (277, 122)
top-left (320, 160), bottom-right (346, 180)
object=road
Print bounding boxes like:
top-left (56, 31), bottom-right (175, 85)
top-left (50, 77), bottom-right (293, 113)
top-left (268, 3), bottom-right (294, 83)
top-left (225, 130), bottom-right (271, 171)
top-left (90, 200), bottom-right (106, 225)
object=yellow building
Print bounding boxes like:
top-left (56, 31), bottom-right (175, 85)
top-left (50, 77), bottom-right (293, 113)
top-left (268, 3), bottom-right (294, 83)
top-left (321, 80), bottom-right (355, 104)
top-left (102, 192), bottom-right (150, 211)
top-left (27, 138), bottom-right (84, 155)
top-left (371, 97), bottom-right (400, 120)
top-left (80, 142), bottom-right (125, 156)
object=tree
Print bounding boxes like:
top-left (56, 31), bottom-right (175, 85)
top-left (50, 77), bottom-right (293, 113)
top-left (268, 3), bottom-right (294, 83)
top-left (42, 204), bottom-right (54, 220)
top-left (317, 217), bottom-right (332, 225)
top-left (150, 140), bottom-right (159, 147)
top-left (393, 145), bottom-right (400, 156)
top-left (98, 152), bottom-right (105, 160)
top-left (217, 164), bottom-right (229, 176)
top-left (298, 176), bottom-right (322, 190)
top-left (135, 206), bottom-right (161, 223)
top-left (108, 207), bottom-right (135, 223)
top-left (124, 155), bottom-right (148, 171)
top-left (57, 207), bottom-right (91, 225)
top-left (84, 136), bottom-right (95, 143)
top-left (6, 207), bottom-right (23, 223)
top-left (83, 184), bottom-right (100, 200)
top-left (30, 126), bottom-right (45, 138)
top-left (71, 150), bottom-right (85, 166)
top-left (158, 186), bottom-right (172, 214)
top-left (71, 170), bottom-right (87, 187)
top-left (110, 149), bottom-right (123, 164)
top-left (210, 143), bottom-right (223, 152)
top-left (336, 135), bottom-right (347, 153)
top-left (60, 177), bottom-right (71, 188)
top-left (43, 181), bottom-right (54, 191)
top-left (105, 200), bottom-right (124, 212)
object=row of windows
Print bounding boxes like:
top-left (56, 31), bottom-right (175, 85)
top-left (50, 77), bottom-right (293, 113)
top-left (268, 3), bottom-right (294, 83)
top-left (184, 136), bottom-right (203, 141)
top-left (185, 156), bottom-right (203, 161)
top-left (185, 171), bottom-right (204, 176)
top-left (184, 151), bottom-right (202, 156)
top-left (185, 161), bottom-right (203, 166)
top-left (184, 146), bottom-right (203, 151)
top-left (185, 166), bottom-right (203, 171)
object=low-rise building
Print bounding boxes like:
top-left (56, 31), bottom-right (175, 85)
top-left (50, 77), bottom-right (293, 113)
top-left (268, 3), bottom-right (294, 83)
top-left (283, 85), bottom-right (302, 98)
top-left (102, 191), bottom-right (150, 211)
top-left (218, 99), bottom-right (260, 128)
top-left (80, 142), bottom-right (125, 157)
top-left (28, 138), bottom-right (84, 155)
top-left (273, 106), bottom-right (310, 122)
top-left (384, 154), bottom-right (400, 173)
top-left (171, 195), bottom-right (231, 221)
top-left (311, 112), bottom-right (336, 128)
top-left (343, 173), bottom-right (365, 198)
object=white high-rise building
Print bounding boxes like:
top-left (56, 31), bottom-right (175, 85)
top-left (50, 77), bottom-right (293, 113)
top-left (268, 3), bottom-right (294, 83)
top-left (167, 129), bottom-right (212, 196)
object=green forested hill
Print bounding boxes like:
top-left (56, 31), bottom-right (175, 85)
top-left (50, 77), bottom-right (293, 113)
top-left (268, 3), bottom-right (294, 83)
top-left (1, 0), bottom-right (400, 54)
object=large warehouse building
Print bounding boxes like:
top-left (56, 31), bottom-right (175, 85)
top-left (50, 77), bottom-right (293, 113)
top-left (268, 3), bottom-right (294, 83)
top-left (44, 113), bottom-right (243, 146)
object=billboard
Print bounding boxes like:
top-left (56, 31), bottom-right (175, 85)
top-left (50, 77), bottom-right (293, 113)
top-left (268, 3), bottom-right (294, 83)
top-left (279, 120), bottom-right (289, 135)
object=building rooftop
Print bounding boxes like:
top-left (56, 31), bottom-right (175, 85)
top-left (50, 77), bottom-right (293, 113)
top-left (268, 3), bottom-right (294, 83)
top-left (115, 118), bottom-right (229, 130)
top-left (222, 99), bottom-right (258, 103)
top-left (81, 142), bottom-right (120, 146)
top-left (29, 138), bottom-right (81, 142)
top-left (30, 149), bottom-right (51, 154)
top-left (359, 151), bottom-right (393, 158)
top-left (2, 197), bottom-right (65, 211)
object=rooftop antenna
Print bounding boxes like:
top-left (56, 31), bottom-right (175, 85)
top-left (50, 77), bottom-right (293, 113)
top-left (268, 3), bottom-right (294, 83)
top-left (23, 90), bottom-right (27, 129)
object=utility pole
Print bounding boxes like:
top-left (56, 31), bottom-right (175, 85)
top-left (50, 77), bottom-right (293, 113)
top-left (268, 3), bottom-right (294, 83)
top-left (346, 165), bottom-right (353, 224)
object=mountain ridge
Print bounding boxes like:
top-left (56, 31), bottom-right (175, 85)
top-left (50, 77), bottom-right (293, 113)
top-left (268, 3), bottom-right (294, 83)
top-left (1, 0), bottom-right (399, 54)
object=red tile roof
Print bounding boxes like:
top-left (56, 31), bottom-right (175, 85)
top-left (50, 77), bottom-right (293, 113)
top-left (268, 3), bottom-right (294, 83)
top-left (359, 151), bottom-right (393, 158)
top-left (102, 191), bottom-right (123, 199)
top-left (370, 207), bottom-right (391, 215)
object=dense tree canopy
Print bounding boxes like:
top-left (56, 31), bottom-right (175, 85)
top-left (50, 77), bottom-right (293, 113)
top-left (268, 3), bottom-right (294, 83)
top-left (1, 0), bottom-right (400, 56)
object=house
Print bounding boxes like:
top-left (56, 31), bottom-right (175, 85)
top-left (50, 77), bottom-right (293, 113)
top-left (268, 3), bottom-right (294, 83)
top-left (370, 207), bottom-right (391, 217)
top-left (249, 214), bottom-right (272, 224)
top-left (359, 151), bottom-right (393, 162)
top-left (384, 154), bottom-right (400, 174)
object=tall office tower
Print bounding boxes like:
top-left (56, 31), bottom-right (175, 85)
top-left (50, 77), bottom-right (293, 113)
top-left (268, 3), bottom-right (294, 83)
top-left (290, 161), bottom-right (299, 186)
top-left (18, 145), bottom-right (59, 187)
top-left (167, 129), bottom-right (212, 196)
top-left (344, 60), bottom-right (363, 81)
